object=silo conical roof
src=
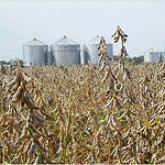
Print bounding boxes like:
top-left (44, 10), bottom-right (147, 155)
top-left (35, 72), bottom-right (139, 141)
top-left (23, 38), bottom-right (46, 46)
top-left (87, 35), bottom-right (113, 45)
top-left (87, 35), bottom-right (100, 44)
top-left (52, 35), bottom-right (79, 45)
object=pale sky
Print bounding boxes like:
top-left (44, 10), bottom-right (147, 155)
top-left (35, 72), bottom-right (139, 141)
top-left (0, 0), bottom-right (165, 61)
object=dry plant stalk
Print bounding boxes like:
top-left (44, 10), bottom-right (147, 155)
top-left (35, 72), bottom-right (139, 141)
top-left (0, 38), bottom-right (165, 164)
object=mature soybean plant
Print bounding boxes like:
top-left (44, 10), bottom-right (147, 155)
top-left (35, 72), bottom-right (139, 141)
top-left (0, 27), bottom-right (165, 164)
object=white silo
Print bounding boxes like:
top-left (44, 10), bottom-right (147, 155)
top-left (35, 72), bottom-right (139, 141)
top-left (145, 51), bottom-right (165, 63)
top-left (151, 52), bottom-right (158, 63)
top-left (144, 52), bottom-right (150, 63)
top-left (23, 38), bottom-right (47, 66)
top-left (84, 35), bottom-right (113, 64)
top-left (160, 51), bottom-right (165, 61)
top-left (81, 44), bottom-right (90, 64)
top-left (51, 35), bottom-right (80, 65)
top-left (46, 46), bottom-right (53, 65)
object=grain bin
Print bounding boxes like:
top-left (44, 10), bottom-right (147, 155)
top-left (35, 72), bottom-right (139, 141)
top-left (81, 45), bottom-right (90, 64)
top-left (23, 38), bottom-right (47, 66)
top-left (84, 35), bottom-right (113, 64)
top-left (144, 52), bottom-right (150, 63)
top-left (145, 51), bottom-right (165, 63)
top-left (51, 35), bottom-right (80, 65)
top-left (46, 46), bottom-right (53, 65)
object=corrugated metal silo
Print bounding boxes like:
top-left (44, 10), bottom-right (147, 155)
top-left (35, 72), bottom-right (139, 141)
top-left (161, 52), bottom-right (165, 61)
top-left (84, 35), bottom-right (113, 64)
top-left (51, 35), bottom-right (80, 65)
top-left (149, 52), bottom-right (160, 63)
top-left (144, 52), bottom-right (150, 63)
top-left (46, 46), bottom-right (53, 65)
top-left (23, 38), bottom-right (47, 66)
top-left (81, 44), bottom-right (90, 64)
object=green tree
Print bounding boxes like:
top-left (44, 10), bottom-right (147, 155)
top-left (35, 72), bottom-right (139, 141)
top-left (132, 55), bottom-right (144, 64)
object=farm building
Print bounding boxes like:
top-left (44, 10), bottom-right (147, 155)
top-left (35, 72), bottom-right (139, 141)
top-left (23, 38), bottom-right (48, 66)
top-left (51, 36), bottom-right (81, 65)
top-left (22, 36), bottom-right (113, 66)
top-left (145, 51), bottom-right (165, 63)
top-left (83, 35), bottom-right (113, 64)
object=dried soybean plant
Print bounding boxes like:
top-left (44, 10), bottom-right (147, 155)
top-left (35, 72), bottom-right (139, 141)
top-left (93, 26), bottom-right (165, 164)
top-left (98, 36), bottom-right (116, 88)
top-left (98, 36), bottom-right (111, 71)
top-left (112, 25), bottom-right (129, 59)
top-left (0, 67), bottom-right (57, 164)
top-left (1, 47), bottom-right (165, 163)
top-left (112, 25), bottom-right (132, 81)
